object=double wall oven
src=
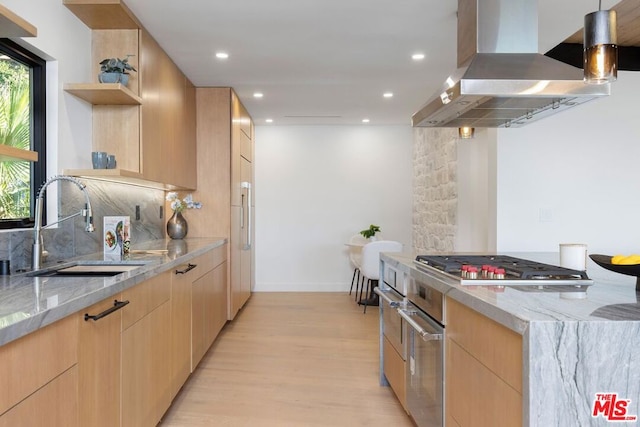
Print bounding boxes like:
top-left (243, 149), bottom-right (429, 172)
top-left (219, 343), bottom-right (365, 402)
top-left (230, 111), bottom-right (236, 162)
top-left (376, 258), bottom-right (444, 427)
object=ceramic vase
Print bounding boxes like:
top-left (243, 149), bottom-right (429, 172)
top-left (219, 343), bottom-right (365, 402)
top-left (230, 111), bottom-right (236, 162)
top-left (98, 72), bottom-right (129, 86)
top-left (167, 210), bottom-right (188, 239)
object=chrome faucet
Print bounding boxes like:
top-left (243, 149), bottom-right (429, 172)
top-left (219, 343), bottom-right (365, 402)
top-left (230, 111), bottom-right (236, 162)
top-left (32, 175), bottom-right (95, 270)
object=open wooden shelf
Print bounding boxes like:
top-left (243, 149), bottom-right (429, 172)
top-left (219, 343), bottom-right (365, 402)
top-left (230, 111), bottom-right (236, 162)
top-left (0, 145), bottom-right (38, 162)
top-left (63, 0), bottom-right (141, 29)
top-left (64, 83), bottom-right (142, 105)
top-left (64, 168), bottom-right (195, 191)
top-left (0, 5), bottom-right (37, 37)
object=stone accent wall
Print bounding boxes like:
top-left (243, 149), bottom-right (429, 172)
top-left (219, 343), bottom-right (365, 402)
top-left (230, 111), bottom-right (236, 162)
top-left (412, 127), bottom-right (458, 252)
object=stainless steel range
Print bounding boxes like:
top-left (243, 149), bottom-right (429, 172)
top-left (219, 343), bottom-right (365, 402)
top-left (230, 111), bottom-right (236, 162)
top-left (414, 254), bottom-right (593, 287)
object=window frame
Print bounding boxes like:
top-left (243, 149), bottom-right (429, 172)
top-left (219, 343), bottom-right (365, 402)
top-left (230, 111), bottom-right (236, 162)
top-left (0, 38), bottom-right (47, 229)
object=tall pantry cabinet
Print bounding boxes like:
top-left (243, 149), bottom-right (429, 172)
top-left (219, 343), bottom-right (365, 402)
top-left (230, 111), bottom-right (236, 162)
top-left (191, 88), bottom-right (254, 320)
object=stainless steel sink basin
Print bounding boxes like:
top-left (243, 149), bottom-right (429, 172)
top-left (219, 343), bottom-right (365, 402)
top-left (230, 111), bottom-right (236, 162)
top-left (27, 261), bottom-right (149, 278)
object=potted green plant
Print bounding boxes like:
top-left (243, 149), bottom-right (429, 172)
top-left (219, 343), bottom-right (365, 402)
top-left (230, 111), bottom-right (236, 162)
top-left (360, 224), bottom-right (381, 240)
top-left (98, 54), bottom-right (137, 86)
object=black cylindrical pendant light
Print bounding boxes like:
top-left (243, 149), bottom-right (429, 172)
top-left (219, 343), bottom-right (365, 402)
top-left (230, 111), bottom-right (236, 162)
top-left (584, 2), bottom-right (617, 84)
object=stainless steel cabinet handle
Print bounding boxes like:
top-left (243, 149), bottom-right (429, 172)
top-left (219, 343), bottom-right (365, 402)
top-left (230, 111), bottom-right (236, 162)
top-left (241, 181), bottom-right (252, 250)
top-left (374, 288), bottom-right (401, 307)
top-left (398, 309), bottom-right (443, 342)
top-left (240, 194), bottom-right (245, 229)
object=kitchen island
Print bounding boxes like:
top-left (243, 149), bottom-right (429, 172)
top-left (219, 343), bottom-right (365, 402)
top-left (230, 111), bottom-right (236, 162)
top-left (381, 252), bottom-right (640, 427)
top-left (0, 237), bottom-right (228, 426)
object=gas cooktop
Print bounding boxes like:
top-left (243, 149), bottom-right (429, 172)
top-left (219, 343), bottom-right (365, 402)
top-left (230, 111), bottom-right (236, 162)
top-left (414, 254), bottom-right (593, 286)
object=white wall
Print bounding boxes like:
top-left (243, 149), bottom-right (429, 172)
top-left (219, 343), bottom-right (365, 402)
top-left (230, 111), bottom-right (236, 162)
top-left (254, 125), bottom-right (413, 291)
top-left (456, 128), bottom-right (497, 252)
top-left (3, 1), bottom-right (93, 217)
top-left (495, 71), bottom-right (640, 256)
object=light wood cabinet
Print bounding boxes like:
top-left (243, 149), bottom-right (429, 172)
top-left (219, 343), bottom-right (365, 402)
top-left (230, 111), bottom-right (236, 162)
top-left (0, 247), bottom-right (226, 426)
top-left (0, 366), bottom-right (78, 427)
top-left (192, 88), bottom-right (254, 320)
top-left (63, 3), bottom-right (196, 190)
top-left (445, 297), bottom-right (523, 427)
top-left (170, 260), bottom-right (196, 398)
top-left (0, 314), bottom-right (78, 417)
top-left (78, 296), bottom-right (124, 427)
top-left (139, 28), bottom-right (196, 189)
top-left (192, 245), bottom-right (228, 368)
top-left (121, 272), bottom-right (171, 427)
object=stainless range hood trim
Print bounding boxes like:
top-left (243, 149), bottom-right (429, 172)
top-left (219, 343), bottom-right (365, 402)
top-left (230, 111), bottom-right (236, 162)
top-left (412, 0), bottom-right (612, 129)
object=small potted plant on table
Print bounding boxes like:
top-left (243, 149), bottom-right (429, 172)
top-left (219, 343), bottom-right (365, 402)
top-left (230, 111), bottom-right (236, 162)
top-left (98, 54), bottom-right (137, 86)
top-left (360, 224), bottom-right (381, 241)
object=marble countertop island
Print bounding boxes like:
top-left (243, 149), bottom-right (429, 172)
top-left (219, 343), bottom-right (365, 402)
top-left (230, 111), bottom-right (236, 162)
top-left (0, 237), bottom-right (226, 347)
top-left (382, 252), bottom-right (640, 427)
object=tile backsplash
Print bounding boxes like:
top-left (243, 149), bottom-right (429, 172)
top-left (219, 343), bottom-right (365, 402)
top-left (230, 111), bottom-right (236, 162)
top-left (0, 179), bottom-right (165, 272)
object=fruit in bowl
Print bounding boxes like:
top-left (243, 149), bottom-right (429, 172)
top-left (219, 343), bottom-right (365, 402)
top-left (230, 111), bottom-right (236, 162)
top-left (611, 254), bottom-right (640, 265)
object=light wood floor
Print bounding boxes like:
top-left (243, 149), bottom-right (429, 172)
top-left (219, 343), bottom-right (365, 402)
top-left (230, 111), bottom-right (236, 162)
top-left (160, 292), bottom-right (413, 427)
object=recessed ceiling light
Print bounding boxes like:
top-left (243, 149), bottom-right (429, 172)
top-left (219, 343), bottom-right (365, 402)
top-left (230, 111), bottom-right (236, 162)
top-left (383, 92), bottom-right (393, 98)
top-left (362, 118), bottom-right (370, 123)
top-left (215, 52), bottom-right (229, 59)
top-left (253, 92), bottom-right (264, 98)
top-left (412, 53), bottom-right (425, 60)
top-left (265, 118), bottom-right (273, 123)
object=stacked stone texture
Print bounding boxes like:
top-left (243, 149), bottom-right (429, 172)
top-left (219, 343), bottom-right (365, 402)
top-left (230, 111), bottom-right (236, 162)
top-left (412, 127), bottom-right (457, 253)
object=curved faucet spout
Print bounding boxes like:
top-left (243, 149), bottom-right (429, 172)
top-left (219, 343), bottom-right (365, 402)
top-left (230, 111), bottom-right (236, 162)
top-left (32, 175), bottom-right (95, 270)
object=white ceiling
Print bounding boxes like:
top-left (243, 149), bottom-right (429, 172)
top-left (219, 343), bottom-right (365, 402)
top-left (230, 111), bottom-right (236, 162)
top-left (123, 0), bottom-right (617, 126)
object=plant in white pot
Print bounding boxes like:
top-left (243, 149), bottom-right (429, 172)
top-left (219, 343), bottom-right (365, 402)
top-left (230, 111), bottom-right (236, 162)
top-left (98, 54), bottom-right (137, 86)
top-left (360, 224), bottom-right (381, 241)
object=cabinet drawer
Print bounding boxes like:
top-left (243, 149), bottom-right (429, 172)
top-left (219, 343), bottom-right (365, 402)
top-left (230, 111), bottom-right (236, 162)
top-left (383, 336), bottom-right (406, 411)
top-left (447, 339), bottom-right (522, 427)
top-left (0, 365), bottom-right (78, 427)
top-left (185, 252), bottom-right (214, 281)
top-left (122, 271), bottom-right (170, 330)
top-left (0, 314), bottom-right (78, 415)
top-left (446, 297), bottom-right (522, 393)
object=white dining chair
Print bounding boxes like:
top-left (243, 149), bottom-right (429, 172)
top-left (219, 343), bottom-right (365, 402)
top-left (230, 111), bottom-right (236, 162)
top-left (347, 234), bottom-right (368, 300)
top-left (359, 240), bottom-right (403, 313)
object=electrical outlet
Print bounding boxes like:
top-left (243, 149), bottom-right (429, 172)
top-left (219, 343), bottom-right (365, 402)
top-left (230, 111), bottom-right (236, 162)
top-left (135, 205), bottom-right (141, 221)
top-left (539, 208), bottom-right (553, 222)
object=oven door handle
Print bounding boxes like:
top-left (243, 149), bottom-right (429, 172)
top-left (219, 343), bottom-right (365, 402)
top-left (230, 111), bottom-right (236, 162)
top-left (398, 309), bottom-right (443, 342)
top-left (374, 287), bottom-right (401, 307)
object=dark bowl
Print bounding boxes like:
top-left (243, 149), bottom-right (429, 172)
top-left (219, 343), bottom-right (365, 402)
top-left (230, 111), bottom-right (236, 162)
top-left (589, 254), bottom-right (640, 291)
top-left (589, 254), bottom-right (640, 276)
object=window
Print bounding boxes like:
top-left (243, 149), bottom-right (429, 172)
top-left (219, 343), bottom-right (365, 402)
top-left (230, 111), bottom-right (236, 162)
top-left (0, 38), bottom-right (46, 229)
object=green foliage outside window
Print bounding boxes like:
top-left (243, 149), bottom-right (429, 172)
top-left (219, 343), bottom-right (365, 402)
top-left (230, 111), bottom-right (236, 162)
top-left (0, 56), bottom-right (31, 220)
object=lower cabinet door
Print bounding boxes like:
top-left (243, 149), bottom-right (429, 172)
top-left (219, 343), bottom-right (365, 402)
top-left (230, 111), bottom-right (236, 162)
top-left (122, 302), bottom-right (171, 427)
top-left (0, 366), bottom-right (78, 427)
top-left (78, 296), bottom-right (122, 427)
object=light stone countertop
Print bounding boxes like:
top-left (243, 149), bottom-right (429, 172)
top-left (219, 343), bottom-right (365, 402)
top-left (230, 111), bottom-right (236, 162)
top-left (382, 251), bottom-right (640, 426)
top-left (0, 237), bottom-right (227, 347)
top-left (382, 251), bottom-right (640, 332)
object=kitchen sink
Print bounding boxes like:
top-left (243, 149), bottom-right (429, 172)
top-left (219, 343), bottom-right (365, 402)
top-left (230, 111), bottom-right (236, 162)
top-left (27, 261), bottom-right (150, 278)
